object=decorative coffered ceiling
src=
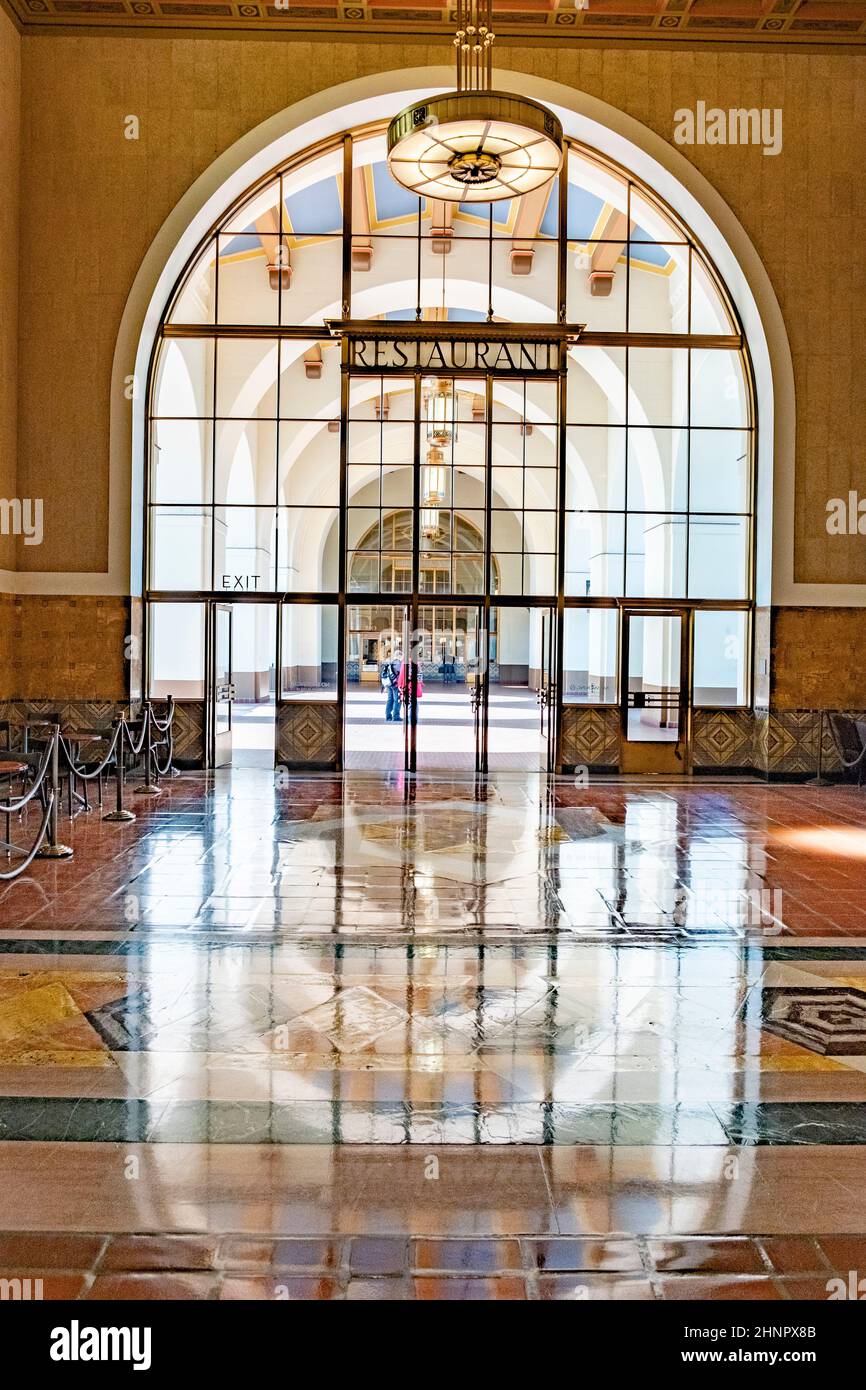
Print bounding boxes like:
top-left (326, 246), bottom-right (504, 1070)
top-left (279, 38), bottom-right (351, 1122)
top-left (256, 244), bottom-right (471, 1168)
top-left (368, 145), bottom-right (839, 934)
top-left (4, 0), bottom-right (866, 44)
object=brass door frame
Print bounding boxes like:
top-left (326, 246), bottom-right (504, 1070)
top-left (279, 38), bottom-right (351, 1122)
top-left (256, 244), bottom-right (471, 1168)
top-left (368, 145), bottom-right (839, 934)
top-left (538, 607), bottom-right (558, 773)
top-left (413, 601), bottom-right (485, 775)
top-left (483, 604), bottom-right (557, 775)
top-left (342, 601), bottom-right (411, 769)
top-left (206, 601), bottom-right (235, 768)
top-left (618, 605), bottom-right (693, 775)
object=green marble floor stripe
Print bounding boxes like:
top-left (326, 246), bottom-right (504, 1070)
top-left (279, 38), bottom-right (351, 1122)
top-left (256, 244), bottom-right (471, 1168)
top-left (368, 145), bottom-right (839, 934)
top-left (1, 1098), bottom-right (866, 1145)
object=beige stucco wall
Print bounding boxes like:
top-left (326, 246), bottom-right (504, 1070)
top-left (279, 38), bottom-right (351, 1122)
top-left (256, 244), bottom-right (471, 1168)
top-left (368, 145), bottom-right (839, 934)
top-left (0, 33), bottom-right (860, 707)
top-left (8, 37), bottom-right (865, 584)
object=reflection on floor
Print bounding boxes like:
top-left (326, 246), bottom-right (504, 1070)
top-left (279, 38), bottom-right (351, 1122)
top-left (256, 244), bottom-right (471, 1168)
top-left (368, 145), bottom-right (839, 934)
top-left (226, 700), bottom-right (276, 770)
top-left (344, 685), bottom-right (544, 770)
top-left (4, 943), bottom-right (866, 1144)
top-left (1, 771), bottom-right (866, 1297)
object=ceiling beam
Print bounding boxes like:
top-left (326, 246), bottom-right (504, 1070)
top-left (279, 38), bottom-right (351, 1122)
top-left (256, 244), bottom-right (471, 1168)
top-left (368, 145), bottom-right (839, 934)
top-left (351, 168), bottom-right (373, 272)
top-left (303, 344), bottom-right (323, 379)
top-left (255, 208), bottom-right (289, 291)
top-left (430, 200), bottom-right (455, 256)
top-left (509, 183), bottom-right (553, 276)
top-left (588, 208), bottom-right (632, 298)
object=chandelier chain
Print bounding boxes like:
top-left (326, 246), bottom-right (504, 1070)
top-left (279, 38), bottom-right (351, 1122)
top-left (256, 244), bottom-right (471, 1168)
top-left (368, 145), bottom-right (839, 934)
top-left (386, 0), bottom-right (562, 203)
top-left (454, 0), bottom-right (494, 92)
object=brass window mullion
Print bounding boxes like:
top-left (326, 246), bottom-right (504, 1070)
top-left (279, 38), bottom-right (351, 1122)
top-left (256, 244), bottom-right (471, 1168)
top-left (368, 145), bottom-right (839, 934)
top-left (554, 366), bottom-right (568, 774)
top-left (410, 373), bottom-right (422, 774)
top-left (336, 132), bottom-right (353, 772)
top-left (336, 355), bottom-right (350, 773)
top-left (163, 325), bottom-right (334, 340)
top-left (416, 199), bottom-right (422, 322)
top-left (487, 205), bottom-right (494, 323)
top-left (685, 340), bottom-right (692, 600)
top-left (210, 336), bottom-right (218, 592)
top-left (554, 142), bottom-right (569, 773)
top-left (557, 149), bottom-right (568, 324)
top-left (481, 374), bottom-right (493, 775)
top-left (341, 134), bottom-right (353, 320)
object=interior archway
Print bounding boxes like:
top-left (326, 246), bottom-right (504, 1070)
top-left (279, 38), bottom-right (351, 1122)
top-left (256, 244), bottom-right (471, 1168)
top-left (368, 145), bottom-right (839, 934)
top-left (115, 69), bottom-right (790, 607)
top-left (135, 71), bottom-right (781, 783)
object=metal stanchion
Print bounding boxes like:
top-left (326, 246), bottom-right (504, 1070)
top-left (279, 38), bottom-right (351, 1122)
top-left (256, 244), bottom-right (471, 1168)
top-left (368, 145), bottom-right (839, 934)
top-left (807, 709), bottom-right (830, 786)
top-left (36, 725), bottom-right (74, 859)
top-left (150, 694), bottom-right (176, 780)
top-left (135, 702), bottom-right (162, 797)
top-left (103, 715), bottom-right (136, 823)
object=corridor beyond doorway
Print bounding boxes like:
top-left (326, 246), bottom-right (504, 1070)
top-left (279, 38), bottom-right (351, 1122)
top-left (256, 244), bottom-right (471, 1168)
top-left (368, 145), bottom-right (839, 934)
top-left (343, 601), bottom-right (551, 772)
top-left (344, 684), bottom-right (544, 771)
top-left (217, 603), bottom-right (276, 769)
top-left (231, 698), bottom-right (276, 768)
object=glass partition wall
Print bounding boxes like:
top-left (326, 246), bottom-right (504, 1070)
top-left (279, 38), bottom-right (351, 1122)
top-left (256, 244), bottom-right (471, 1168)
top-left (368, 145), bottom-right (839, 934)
top-left (145, 126), bottom-right (755, 775)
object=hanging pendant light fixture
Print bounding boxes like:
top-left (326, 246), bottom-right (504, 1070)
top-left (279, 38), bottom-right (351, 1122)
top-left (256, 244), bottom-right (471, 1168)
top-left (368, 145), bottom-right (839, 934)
top-left (420, 508), bottom-right (441, 542)
top-left (425, 379), bottom-right (457, 445)
top-left (422, 445), bottom-right (448, 506)
top-left (421, 444), bottom-right (448, 541)
top-left (387, 0), bottom-right (563, 205)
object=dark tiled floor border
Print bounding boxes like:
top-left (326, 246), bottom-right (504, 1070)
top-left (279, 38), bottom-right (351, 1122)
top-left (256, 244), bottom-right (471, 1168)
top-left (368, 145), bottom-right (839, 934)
top-left (1, 937), bottom-right (865, 958)
top-left (3, 1098), bottom-right (866, 1145)
top-left (0, 1232), bottom-right (861, 1300)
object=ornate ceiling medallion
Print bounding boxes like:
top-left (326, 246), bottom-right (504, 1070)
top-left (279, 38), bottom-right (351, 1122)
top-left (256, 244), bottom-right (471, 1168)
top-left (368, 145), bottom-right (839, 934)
top-left (386, 0), bottom-right (563, 204)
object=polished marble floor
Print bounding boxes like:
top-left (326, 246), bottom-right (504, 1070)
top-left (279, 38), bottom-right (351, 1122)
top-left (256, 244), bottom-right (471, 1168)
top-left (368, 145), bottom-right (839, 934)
top-left (1, 771), bottom-right (866, 1298)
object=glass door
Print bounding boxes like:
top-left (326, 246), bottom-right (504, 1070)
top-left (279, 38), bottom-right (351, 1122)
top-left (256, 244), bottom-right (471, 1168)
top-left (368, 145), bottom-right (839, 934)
top-left (619, 608), bottom-right (691, 774)
top-left (484, 606), bottom-right (555, 773)
top-left (415, 603), bottom-right (483, 773)
top-left (344, 603), bottom-right (411, 771)
top-left (343, 359), bottom-right (564, 777)
top-left (209, 603), bottom-right (234, 767)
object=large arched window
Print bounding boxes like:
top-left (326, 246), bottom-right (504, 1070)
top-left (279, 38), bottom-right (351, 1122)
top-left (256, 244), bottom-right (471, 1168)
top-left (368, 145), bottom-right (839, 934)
top-left (146, 113), bottom-right (756, 764)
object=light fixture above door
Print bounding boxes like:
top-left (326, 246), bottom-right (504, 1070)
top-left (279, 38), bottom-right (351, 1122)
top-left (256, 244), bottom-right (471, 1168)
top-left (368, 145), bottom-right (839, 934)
top-left (421, 443), bottom-right (448, 541)
top-left (425, 379), bottom-right (456, 445)
top-left (386, 0), bottom-right (564, 204)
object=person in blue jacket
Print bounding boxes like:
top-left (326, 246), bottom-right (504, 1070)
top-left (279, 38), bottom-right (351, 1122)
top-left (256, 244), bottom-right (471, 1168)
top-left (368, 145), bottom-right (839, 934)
top-left (381, 645), bottom-right (403, 722)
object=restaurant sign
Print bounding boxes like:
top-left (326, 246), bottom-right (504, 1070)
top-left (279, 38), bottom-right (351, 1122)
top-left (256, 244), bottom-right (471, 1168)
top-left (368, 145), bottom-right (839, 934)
top-left (344, 334), bottom-right (568, 375)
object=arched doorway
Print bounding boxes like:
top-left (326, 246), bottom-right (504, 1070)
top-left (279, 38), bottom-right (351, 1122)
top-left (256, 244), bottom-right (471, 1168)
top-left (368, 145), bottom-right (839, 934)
top-left (143, 101), bottom-right (757, 776)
